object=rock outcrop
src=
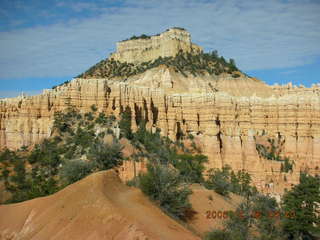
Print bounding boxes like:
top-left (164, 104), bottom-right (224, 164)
top-left (110, 28), bottom-right (202, 64)
top-left (0, 28), bottom-right (319, 196)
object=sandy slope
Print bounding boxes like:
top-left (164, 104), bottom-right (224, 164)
top-left (128, 66), bottom-right (274, 97)
top-left (0, 170), bottom-right (200, 240)
top-left (188, 184), bottom-right (243, 235)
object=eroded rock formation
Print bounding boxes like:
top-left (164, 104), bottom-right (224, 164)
top-left (1, 28), bottom-right (319, 196)
top-left (110, 28), bottom-right (202, 64)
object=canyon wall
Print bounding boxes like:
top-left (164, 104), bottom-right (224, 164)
top-left (110, 28), bottom-right (202, 64)
top-left (272, 82), bottom-right (320, 96)
top-left (1, 73), bottom-right (319, 196)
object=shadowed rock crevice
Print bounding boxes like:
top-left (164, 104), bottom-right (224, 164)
top-left (150, 98), bottom-right (159, 125)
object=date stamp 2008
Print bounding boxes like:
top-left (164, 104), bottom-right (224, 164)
top-left (206, 210), bottom-right (295, 220)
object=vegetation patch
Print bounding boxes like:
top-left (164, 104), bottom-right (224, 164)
top-left (256, 137), bottom-right (294, 173)
top-left (0, 106), bottom-right (122, 203)
top-left (121, 34), bottom-right (152, 42)
top-left (120, 27), bottom-right (186, 42)
top-left (138, 163), bottom-right (192, 220)
top-left (205, 165), bottom-right (257, 198)
top-left (1, 107), bottom-right (319, 240)
top-left (76, 50), bottom-right (242, 80)
top-left (205, 172), bottom-right (320, 240)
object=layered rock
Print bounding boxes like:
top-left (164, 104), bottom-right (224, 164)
top-left (1, 28), bottom-right (319, 196)
top-left (110, 28), bottom-right (202, 64)
top-left (1, 68), bottom-right (319, 196)
top-left (272, 82), bottom-right (320, 96)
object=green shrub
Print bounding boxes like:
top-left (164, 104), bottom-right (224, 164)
top-left (1, 137), bottom-right (65, 203)
top-left (230, 170), bottom-right (257, 197)
top-left (171, 154), bottom-right (207, 183)
top-left (53, 111), bottom-right (71, 132)
top-left (1, 109), bottom-right (128, 203)
top-left (132, 122), bottom-right (174, 165)
top-left (27, 139), bottom-right (62, 174)
top-left (78, 48), bottom-right (241, 79)
top-left (119, 106), bottom-right (133, 139)
top-left (0, 149), bottom-right (17, 163)
top-left (126, 177), bottom-right (139, 187)
top-left (84, 112), bottom-right (94, 121)
top-left (213, 193), bottom-right (284, 240)
top-left (205, 165), bottom-right (232, 197)
top-left (89, 140), bottom-right (123, 170)
top-left (90, 104), bottom-right (98, 112)
top-left (251, 194), bottom-right (282, 240)
top-left (256, 139), bottom-right (295, 173)
top-left (281, 173), bottom-right (320, 239)
top-left (60, 160), bottom-right (95, 184)
top-left (205, 166), bottom-right (256, 198)
top-left (5, 163), bottom-right (60, 203)
top-left (224, 202), bottom-right (253, 240)
top-left (211, 176), bottom-right (320, 240)
top-left (138, 163), bottom-right (193, 220)
top-left (10, 158), bottom-right (27, 188)
top-left (73, 127), bottom-right (95, 148)
top-left (204, 230), bottom-right (232, 240)
top-left (95, 112), bottom-right (114, 126)
top-left (187, 133), bottom-right (194, 140)
top-left (122, 34), bottom-right (151, 41)
top-left (281, 157), bottom-right (294, 173)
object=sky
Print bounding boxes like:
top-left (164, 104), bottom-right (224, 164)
top-left (0, 0), bottom-right (319, 98)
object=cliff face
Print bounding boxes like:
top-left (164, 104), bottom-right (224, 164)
top-left (1, 67), bottom-right (319, 196)
top-left (1, 28), bottom-right (319, 196)
top-left (110, 28), bottom-right (202, 64)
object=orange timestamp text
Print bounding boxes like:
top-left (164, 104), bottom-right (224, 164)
top-left (206, 210), bottom-right (296, 220)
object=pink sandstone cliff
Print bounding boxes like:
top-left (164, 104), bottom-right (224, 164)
top-left (1, 68), bottom-right (319, 197)
top-left (1, 29), bottom-right (319, 197)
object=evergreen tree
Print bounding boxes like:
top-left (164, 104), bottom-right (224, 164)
top-left (252, 195), bottom-right (282, 240)
top-left (211, 50), bottom-right (219, 59)
top-left (205, 165), bottom-right (232, 196)
top-left (281, 173), bottom-right (320, 239)
top-left (229, 58), bottom-right (236, 67)
top-left (138, 163), bottom-right (193, 220)
top-left (171, 154), bottom-right (207, 183)
top-left (119, 106), bottom-right (133, 139)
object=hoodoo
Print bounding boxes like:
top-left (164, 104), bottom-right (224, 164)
top-left (0, 28), bottom-right (319, 197)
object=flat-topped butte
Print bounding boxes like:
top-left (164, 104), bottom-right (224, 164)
top-left (110, 28), bottom-right (202, 64)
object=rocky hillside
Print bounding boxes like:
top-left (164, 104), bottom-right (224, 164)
top-left (0, 28), bottom-right (319, 196)
top-left (0, 170), bottom-right (201, 240)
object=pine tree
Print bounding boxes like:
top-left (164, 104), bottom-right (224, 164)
top-left (281, 172), bottom-right (320, 239)
top-left (119, 106), bottom-right (133, 139)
